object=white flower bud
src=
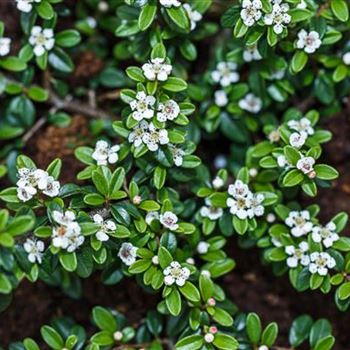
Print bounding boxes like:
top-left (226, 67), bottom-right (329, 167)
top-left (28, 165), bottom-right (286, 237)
top-left (133, 195), bottom-right (142, 205)
top-left (266, 213), bottom-right (276, 223)
top-left (343, 52), bottom-right (350, 65)
top-left (259, 346), bottom-right (269, 350)
top-left (249, 168), bottom-right (258, 177)
top-left (204, 333), bottom-right (214, 343)
top-left (201, 270), bottom-right (211, 278)
top-left (113, 331), bottom-right (123, 341)
top-left (207, 298), bottom-right (216, 306)
top-left (212, 176), bottom-right (224, 189)
top-left (197, 241), bottom-right (209, 254)
top-left (152, 255), bottom-right (159, 265)
top-left (186, 257), bottom-right (195, 265)
top-left (98, 1), bottom-right (109, 12)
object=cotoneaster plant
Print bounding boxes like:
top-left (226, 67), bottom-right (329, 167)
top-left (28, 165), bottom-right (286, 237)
top-left (1, 0), bottom-right (350, 349)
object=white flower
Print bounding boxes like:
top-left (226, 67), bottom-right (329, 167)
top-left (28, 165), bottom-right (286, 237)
top-left (296, 30), bottom-right (321, 54)
top-left (276, 155), bottom-right (291, 168)
top-left (128, 120), bottom-right (149, 148)
top-left (29, 26), bottom-right (55, 57)
top-left (52, 210), bottom-right (84, 252)
top-left (214, 90), bottom-right (228, 107)
top-left (113, 331), bottom-right (123, 342)
top-left (227, 186), bottom-right (253, 220)
top-left (204, 333), bottom-right (215, 343)
top-left (270, 69), bottom-right (285, 80)
top-left (86, 16), bottom-right (97, 29)
top-left (240, 0), bottom-right (263, 27)
top-left (152, 255), bottom-right (159, 265)
top-left (309, 252), bottom-right (336, 276)
top-left (42, 176), bottom-right (60, 197)
top-left (163, 261), bottom-right (190, 286)
top-left (157, 99), bottom-right (180, 122)
top-left (264, 1), bottom-right (291, 35)
top-left (169, 144), bottom-right (185, 167)
top-left (197, 241), bottom-right (210, 254)
top-left (267, 213), bottom-right (276, 223)
top-left (0, 37), bottom-right (11, 56)
top-left (93, 214), bottom-right (116, 242)
top-left (285, 210), bottom-right (313, 237)
top-left (249, 168), bottom-right (258, 177)
top-left (343, 52), bottom-right (350, 65)
top-left (200, 199), bottom-right (223, 220)
top-left (312, 222), bottom-right (339, 248)
top-left (16, 0), bottom-right (41, 12)
top-left (17, 184), bottom-right (37, 202)
top-left (211, 62), bottom-right (239, 87)
top-left (296, 156), bottom-right (316, 177)
top-left (289, 132), bottom-right (307, 148)
top-left (160, 211), bottom-right (179, 231)
top-left (258, 346), bottom-right (269, 350)
top-left (228, 180), bottom-right (250, 198)
top-left (130, 91), bottom-right (156, 121)
top-left (118, 242), bottom-right (138, 266)
top-left (297, 0), bottom-right (307, 9)
top-left (239, 93), bottom-right (262, 113)
top-left (145, 211), bottom-right (160, 225)
top-left (23, 238), bottom-right (44, 264)
top-left (212, 176), bottom-right (224, 189)
top-left (268, 129), bottom-right (281, 143)
top-left (92, 140), bottom-right (120, 166)
top-left (183, 3), bottom-right (202, 31)
top-left (243, 44), bottom-right (262, 62)
top-left (98, 1), bottom-right (109, 12)
top-left (159, 0), bottom-right (181, 8)
top-left (247, 193), bottom-right (265, 218)
top-left (285, 242), bottom-right (310, 268)
top-left (287, 118), bottom-right (314, 136)
top-left (142, 58), bottom-right (172, 81)
top-left (142, 122), bottom-right (169, 151)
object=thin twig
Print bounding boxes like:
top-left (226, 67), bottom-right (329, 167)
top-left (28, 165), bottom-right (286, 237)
top-left (22, 116), bottom-right (46, 143)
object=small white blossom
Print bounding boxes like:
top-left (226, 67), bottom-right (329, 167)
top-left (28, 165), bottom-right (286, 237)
top-left (130, 91), bottom-right (156, 121)
top-left (200, 199), bottom-right (223, 220)
top-left (214, 90), bottom-right (228, 107)
top-left (289, 132), bottom-right (307, 148)
top-left (243, 44), bottom-right (262, 62)
top-left (52, 210), bottom-right (84, 252)
top-left (183, 3), bottom-right (202, 31)
top-left (228, 179), bottom-right (250, 198)
top-left (145, 211), bottom-right (160, 225)
top-left (264, 1), bottom-right (291, 35)
top-left (118, 242), bottom-right (138, 266)
top-left (42, 176), bottom-right (60, 197)
top-left (285, 210), bottom-right (313, 237)
top-left (93, 214), bottom-right (116, 242)
top-left (201, 269), bottom-right (211, 277)
top-left (266, 213), bottom-right (276, 223)
top-left (157, 99), bottom-right (180, 122)
top-left (247, 193), bottom-right (265, 218)
top-left (186, 257), bottom-right (195, 265)
top-left (152, 255), bottom-right (159, 265)
top-left (169, 144), bottom-right (185, 167)
top-left (285, 242), bottom-right (310, 268)
top-left (296, 30), bottom-right (321, 54)
top-left (128, 120), bottom-right (149, 148)
top-left (16, 0), bottom-right (41, 12)
top-left (287, 118), bottom-right (314, 136)
top-left (212, 176), bottom-right (224, 189)
top-left (297, 0), bottom-right (307, 9)
top-left (98, 1), bottom-right (109, 12)
top-left (142, 58), bottom-right (172, 81)
top-left (159, 0), bottom-right (181, 8)
top-left (258, 346), bottom-right (269, 350)
top-left (214, 155), bottom-right (227, 169)
top-left (163, 261), bottom-right (190, 286)
top-left (249, 168), bottom-right (258, 177)
top-left (92, 140), bottom-right (120, 166)
top-left (211, 62), bottom-right (239, 87)
top-left (268, 129), bottom-right (281, 143)
top-left (113, 331), bottom-right (123, 342)
top-left (309, 252), bottom-right (336, 276)
top-left (142, 122), bottom-right (169, 151)
top-left (23, 238), bottom-right (44, 264)
top-left (276, 154), bottom-right (291, 169)
top-left (270, 69), bottom-right (285, 80)
top-left (311, 222), bottom-right (339, 248)
top-left (296, 156), bottom-right (316, 177)
top-left (160, 211), bottom-right (179, 231)
top-left (240, 0), bottom-right (263, 27)
top-left (29, 26), bottom-right (55, 57)
top-left (239, 93), bottom-right (262, 113)
top-left (197, 241), bottom-right (210, 254)
top-left (204, 333), bottom-right (215, 343)
top-left (343, 52), bottom-right (350, 65)
top-left (0, 37), bottom-right (11, 56)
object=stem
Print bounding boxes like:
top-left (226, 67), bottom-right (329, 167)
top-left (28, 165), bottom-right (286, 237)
top-left (21, 116), bottom-right (46, 144)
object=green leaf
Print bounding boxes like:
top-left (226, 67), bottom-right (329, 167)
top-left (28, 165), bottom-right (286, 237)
top-left (282, 169), bottom-right (304, 187)
top-left (40, 326), bottom-right (64, 350)
top-left (92, 306), bottom-right (117, 332)
top-left (126, 66), bottom-right (146, 82)
top-left (310, 319), bottom-right (332, 348)
top-left (27, 86), bottom-right (49, 102)
top-left (175, 335), bottom-right (204, 350)
top-left (55, 29), bottom-right (81, 47)
top-left (179, 281), bottom-right (200, 303)
top-left (314, 164), bottom-right (338, 180)
top-left (158, 246), bottom-right (173, 269)
top-left (166, 289), bottom-right (182, 316)
top-left (59, 252), bottom-right (77, 272)
top-left (138, 3), bottom-right (157, 31)
top-left (289, 315), bottom-right (313, 347)
top-left (331, 0), bottom-right (349, 22)
top-left (338, 282), bottom-right (350, 300)
top-left (261, 322), bottom-right (278, 347)
top-left (166, 7), bottom-right (190, 31)
top-left (0, 56), bottom-right (27, 71)
top-left (36, 1), bottom-right (54, 19)
top-left (291, 50), bottom-right (308, 73)
top-left (48, 47), bottom-right (74, 73)
top-left (0, 273), bottom-right (12, 294)
top-left (162, 77), bottom-right (187, 92)
top-left (246, 313), bottom-right (262, 344)
top-left (154, 166), bottom-right (166, 189)
top-left (92, 169), bottom-right (109, 196)
top-left (232, 216), bottom-right (248, 235)
top-left (212, 334), bottom-right (239, 350)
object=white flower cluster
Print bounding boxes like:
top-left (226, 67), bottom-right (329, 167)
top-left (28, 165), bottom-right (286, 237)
top-left (16, 0), bottom-right (41, 12)
top-left (118, 242), bottom-right (138, 266)
top-left (92, 140), bottom-right (120, 166)
top-left (145, 210), bottom-right (179, 231)
top-left (16, 168), bottom-right (60, 202)
top-left (296, 30), bottom-right (322, 54)
top-left (29, 26), bottom-right (55, 57)
top-left (211, 62), bottom-right (239, 87)
top-left (284, 210), bottom-right (338, 275)
top-left (160, 0), bottom-right (181, 8)
top-left (0, 37), bottom-right (11, 57)
top-left (288, 117), bottom-right (314, 149)
top-left (239, 93), bottom-right (262, 114)
top-left (163, 261), bottom-right (190, 286)
top-left (93, 214), bottom-right (116, 242)
top-left (23, 238), bottom-right (45, 264)
top-left (226, 180), bottom-right (265, 220)
top-left (142, 58), bottom-right (172, 81)
top-left (200, 198), bottom-right (223, 221)
top-left (183, 4), bottom-right (202, 31)
top-left (51, 211), bottom-right (84, 252)
top-left (240, 0), bottom-right (291, 34)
